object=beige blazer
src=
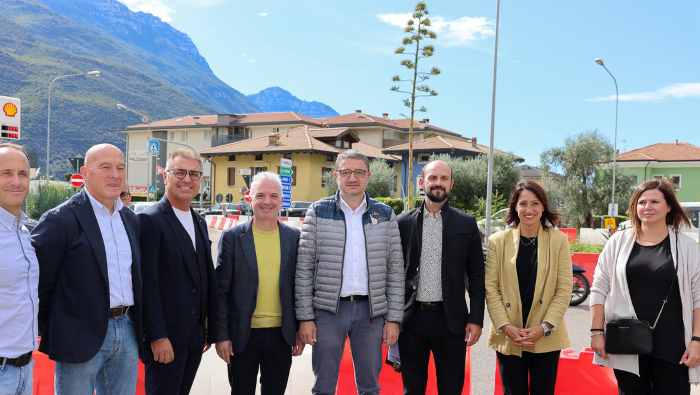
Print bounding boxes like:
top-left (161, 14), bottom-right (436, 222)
top-left (486, 226), bottom-right (572, 356)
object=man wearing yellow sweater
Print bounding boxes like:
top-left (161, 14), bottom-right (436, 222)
top-left (213, 172), bottom-right (304, 395)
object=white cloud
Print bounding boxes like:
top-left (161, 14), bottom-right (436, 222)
top-left (377, 13), bottom-right (495, 47)
top-left (257, 11), bottom-right (269, 17)
top-left (119, 0), bottom-right (175, 22)
top-left (588, 83), bottom-right (700, 102)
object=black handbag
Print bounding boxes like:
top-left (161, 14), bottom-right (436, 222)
top-left (605, 233), bottom-right (679, 355)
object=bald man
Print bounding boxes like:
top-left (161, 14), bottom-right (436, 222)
top-left (32, 144), bottom-right (143, 395)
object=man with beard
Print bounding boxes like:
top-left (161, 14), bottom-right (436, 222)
top-left (396, 160), bottom-right (485, 394)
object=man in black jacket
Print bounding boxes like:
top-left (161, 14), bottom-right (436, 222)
top-left (32, 144), bottom-right (143, 395)
top-left (396, 160), bottom-right (485, 394)
top-left (139, 148), bottom-right (217, 394)
top-left (213, 172), bottom-right (304, 395)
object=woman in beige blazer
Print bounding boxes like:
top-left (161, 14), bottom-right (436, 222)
top-left (486, 181), bottom-right (572, 395)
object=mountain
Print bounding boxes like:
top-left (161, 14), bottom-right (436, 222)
top-left (248, 87), bottom-right (339, 118)
top-left (0, 0), bottom-right (337, 175)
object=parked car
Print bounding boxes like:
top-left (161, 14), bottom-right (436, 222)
top-left (283, 201), bottom-right (313, 217)
top-left (200, 202), bottom-right (252, 217)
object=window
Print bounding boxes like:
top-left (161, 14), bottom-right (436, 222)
top-left (670, 175), bottom-right (682, 190)
top-left (653, 175), bottom-right (682, 190)
top-left (227, 154), bottom-right (236, 161)
top-left (276, 166), bottom-right (297, 185)
top-left (255, 154), bottom-right (263, 161)
top-left (321, 167), bottom-right (333, 187)
top-left (326, 154), bottom-right (336, 162)
top-left (273, 127), bottom-right (280, 133)
top-left (252, 166), bottom-right (267, 175)
top-left (227, 167), bottom-right (236, 186)
top-left (418, 154), bottom-right (431, 163)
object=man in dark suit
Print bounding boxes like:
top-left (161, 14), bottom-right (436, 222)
top-left (396, 160), bottom-right (486, 395)
top-left (32, 143), bottom-right (143, 395)
top-left (139, 148), bottom-right (216, 394)
top-left (214, 172), bottom-right (304, 395)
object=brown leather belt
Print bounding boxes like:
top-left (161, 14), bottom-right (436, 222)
top-left (0, 351), bottom-right (32, 368)
top-left (110, 306), bottom-right (131, 318)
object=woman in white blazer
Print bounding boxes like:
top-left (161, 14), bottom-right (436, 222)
top-left (590, 179), bottom-right (700, 394)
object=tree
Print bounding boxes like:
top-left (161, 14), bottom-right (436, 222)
top-left (540, 131), bottom-right (636, 227)
top-left (323, 160), bottom-right (397, 198)
top-left (390, 1), bottom-right (441, 209)
top-left (436, 154), bottom-right (520, 216)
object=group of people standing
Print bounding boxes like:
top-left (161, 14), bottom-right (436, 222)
top-left (1, 140), bottom-right (699, 395)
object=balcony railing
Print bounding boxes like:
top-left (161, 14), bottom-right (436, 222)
top-left (211, 134), bottom-right (247, 147)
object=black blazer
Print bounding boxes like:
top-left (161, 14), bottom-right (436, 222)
top-left (31, 190), bottom-right (143, 363)
top-left (212, 221), bottom-right (299, 353)
top-left (138, 198), bottom-right (217, 352)
top-left (397, 202), bottom-right (486, 334)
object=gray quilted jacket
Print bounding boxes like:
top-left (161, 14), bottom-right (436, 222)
top-left (295, 192), bottom-right (404, 323)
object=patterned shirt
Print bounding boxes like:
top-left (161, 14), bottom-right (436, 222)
top-left (417, 210), bottom-right (443, 302)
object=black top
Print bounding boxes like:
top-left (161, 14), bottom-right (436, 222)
top-left (626, 236), bottom-right (685, 363)
top-left (517, 236), bottom-right (538, 326)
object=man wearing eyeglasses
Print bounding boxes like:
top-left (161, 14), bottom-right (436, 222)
top-left (32, 144), bottom-right (143, 395)
top-left (138, 148), bottom-right (217, 394)
top-left (296, 150), bottom-right (404, 395)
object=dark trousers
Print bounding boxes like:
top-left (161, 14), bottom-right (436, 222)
top-left (399, 307), bottom-right (467, 395)
top-left (614, 354), bottom-right (689, 395)
top-left (228, 327), bottom-right (292, 395)
top-left (496, 350), bottom-right (560, 395)
top-left (145, 324), bottom-right (204, 395)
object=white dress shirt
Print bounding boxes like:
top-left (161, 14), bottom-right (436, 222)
top-left (85, 190), bottom-right (135, 308)
top-left (0, 207), bottom-right (39, 357)
top-left (339, 195), bottom-right (369, 297)
top-left (173, 206), bottom-right (197, 251)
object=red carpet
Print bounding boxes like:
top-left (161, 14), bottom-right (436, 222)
top-left (493, 348), bottom-right (617, 395)
top-left (336, 342), bottom-right (471, 394)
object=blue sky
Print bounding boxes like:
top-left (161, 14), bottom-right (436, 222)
top-left (119, 0), bottom-right (700, 165)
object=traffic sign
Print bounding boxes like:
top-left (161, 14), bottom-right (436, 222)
top-left (0, 96), bottom-right (21, 140)
top-left (147, 138), bottom-right (160, 156)
top-left (69, 173), bottom-right (84, 188)
top-left (280, 158), bottom-right (293, 209)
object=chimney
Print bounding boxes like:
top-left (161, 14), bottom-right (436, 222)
top-left (268, 132), bottom-right (280, 146)
top-left (355, 109), bottom-right (362, 113)
top-left (382, 113), bottom-right (389, 119)
top-left (471, 137), bottom-right (477, 147)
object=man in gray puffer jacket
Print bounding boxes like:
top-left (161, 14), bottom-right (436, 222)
top-left (296, 150), bottom-right (404, 395)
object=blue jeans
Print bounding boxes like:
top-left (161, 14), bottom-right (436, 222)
top-left (0, 359), bottom-right (32, 395)
top-left (55, 315), bottom-right (138, 395)
top-left (312, 300), bottom-right (384, 395)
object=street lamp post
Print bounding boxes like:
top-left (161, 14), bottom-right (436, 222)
top-left (594, 58), bottom-right (619, 216)
top-left (46, 70), bottom-right (101, 179)
top-left (484, 0), bottom-right (502, 238)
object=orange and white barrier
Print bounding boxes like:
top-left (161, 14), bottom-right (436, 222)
top-left (206, 215), bottom-right (304, 231)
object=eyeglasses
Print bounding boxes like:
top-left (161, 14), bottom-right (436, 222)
top-left (337, 169), bottom-right (368, 178)
top-left (167, 168), bottom-right (203, 180)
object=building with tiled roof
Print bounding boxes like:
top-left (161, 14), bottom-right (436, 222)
top-left (199, 127), bottom-right (401, 203)
top-left (123, 109), bottom-right (465, 200)
top-left (616, 141), bottom-right (700, 202)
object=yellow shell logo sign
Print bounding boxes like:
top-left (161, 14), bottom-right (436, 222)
top-left (3, 102), bottom-right (18, 117)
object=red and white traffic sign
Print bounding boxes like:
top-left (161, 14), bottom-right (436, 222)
top-left (70, 173), bottom-right (84, 188)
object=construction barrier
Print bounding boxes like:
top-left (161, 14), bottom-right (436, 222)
top-left (571, 252), bottom-right (600, 284)
top-left (206, 215), bottom-right (303, 231)
top-left (337, 341), bottom-right (471, 394)
top-left (493, 348), bottom-right (617, 395)
top-left (32, 351), bottom-right (146, 395)
top-left (560, 227), bottom-right (577, 243)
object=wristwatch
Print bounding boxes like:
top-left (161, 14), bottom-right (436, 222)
top-left (541, 322), bottom-right (553, 337)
